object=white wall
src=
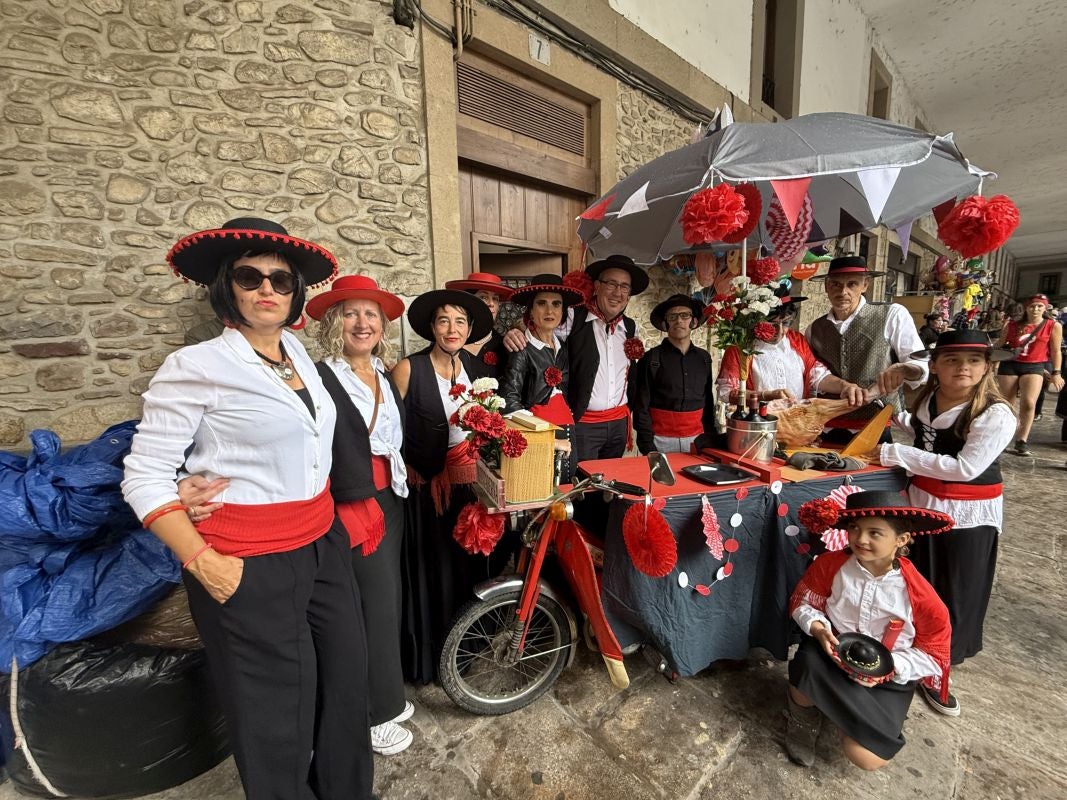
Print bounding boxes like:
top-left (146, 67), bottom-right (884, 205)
top-left (609, 0), bottom-right (754, 103)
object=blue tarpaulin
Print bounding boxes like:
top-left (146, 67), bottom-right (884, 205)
top-left (0, 421), bottom-right (179, 672)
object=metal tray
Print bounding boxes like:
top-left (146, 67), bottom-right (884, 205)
top-left (680, 463), bottom-right (760, 486)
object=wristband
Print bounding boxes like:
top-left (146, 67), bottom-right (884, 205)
top-left (142, 502), bottom-right (186, 529)
top-left (182, 542), bottom-right (214, 570)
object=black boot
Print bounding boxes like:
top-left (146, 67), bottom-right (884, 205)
top-left (784, 693), bottom-right (822, 767)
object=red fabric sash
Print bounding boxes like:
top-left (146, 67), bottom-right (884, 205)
top-left (371, 455), bottom-right (391, 491)
top-left (648, 408), bottom-right (703, 437)
top-left (337, 497), bottom-right (385, 553)
top-left (531, 393), bottom-right (574, 426)
top-left (789, 550), bottom-right (952, 703)
top-left (910, 475), bottom-right (1002, 500)
top-left (427, 440), bottom-right (477, 515)
top-left (581, 405), bottom-right (629, 423)
top-left (195, 482), bottom-right (334, 557)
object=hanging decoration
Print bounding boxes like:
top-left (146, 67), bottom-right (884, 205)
top-left (688, 490), bottom-right (743, 597)
top-left (702, 495), bottom-right (723, 559)
top-left (747, 257), bottom-right (781, 286)
top-left (453, 502), bottom-right (506, 556)
top-left (622, 501), bottom-right (678, 578)
top-left (721, 183), bottom-right (763, 244)
top-left (765, 194), bottom-right (814, 262)
top-left (580, 194), bottom-right (615, 221)
top-left (680, 184), bottom-right (749, 245)
top-left (937, 194), bottom-right (1021, 258)
top-left (563, 270), bottom-right (594, 303)
top-left (856, 166), bottom-right (902, 222)
top-left (618, 182), bottom-right (651, 218)
top-left (769, 177), bottom-right (812, 230)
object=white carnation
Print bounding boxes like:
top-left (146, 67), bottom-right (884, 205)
top-left (749, 300), bottom-right (771, 315)
top-left (739, 307), bottom-right (755, 315)
top-left (731, 276), bottom-right (751, 289)
top-left (471, 377), bottom-right (498, 393)
top-left (486, 395), bottom-right (506, 412)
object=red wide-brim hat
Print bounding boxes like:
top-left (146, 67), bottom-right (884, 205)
top-left (305, 275), bottom-right (405, 321)
top-left (166, 217), bottom-right (338, 288)
top-left (444, 271), bottom-right (516, 300)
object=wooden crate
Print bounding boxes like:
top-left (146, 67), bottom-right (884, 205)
top-left (475, 420), bottom-right (558, 506)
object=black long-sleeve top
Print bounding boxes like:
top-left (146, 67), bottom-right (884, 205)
top-left (631, 339), bottom-right (716, 454)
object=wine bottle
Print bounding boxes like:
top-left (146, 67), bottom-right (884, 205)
top-left (732, 387), bottom-right (749, 420)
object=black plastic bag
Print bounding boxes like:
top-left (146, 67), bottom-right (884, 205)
top-left (4, 641), bottom-right (229, 799)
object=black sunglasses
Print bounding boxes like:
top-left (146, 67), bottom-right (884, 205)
top-left (232, 265), bottom-right (296, 295)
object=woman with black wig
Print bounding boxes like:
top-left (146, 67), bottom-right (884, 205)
top-left (122, 218), bottom-right (374, 800)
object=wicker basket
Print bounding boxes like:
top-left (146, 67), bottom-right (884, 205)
top-left (475, 420), bottom-right (558, 506)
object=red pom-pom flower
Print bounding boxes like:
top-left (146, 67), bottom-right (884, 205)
top-left (544, 366), bottom-right (563, 388)
top-left (748, 257), bottom-right (781, 285)
top-left (798, 498), bottom-right (841, 534)
top-left (754, 321), bottom-right (777, 342)
top-left (500, 427), bottom-right (528, 458)
top-left (623, 337), bottom-right (645, 360)
top-left (680, 184), bottom-right (749, 245)
top-left (453, 502), bottom-right (505, 556)
top-left (482, 350), bottom-right (498, 366)
top-left (622, 502), bottom-right (678, 578)
top-left (938, 194), bottom-right (1020, 259)
top-left (563, 270), bottom-right (594, 302)
top-left (722, 183), bottom-right (762, 244)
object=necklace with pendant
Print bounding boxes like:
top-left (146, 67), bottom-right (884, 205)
top-left (253, 342), bottom-right (295, 381)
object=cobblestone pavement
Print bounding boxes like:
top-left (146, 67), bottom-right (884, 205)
top-left (4, 419), bottom-right (1065, 800)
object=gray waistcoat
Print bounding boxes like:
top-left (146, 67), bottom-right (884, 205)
top-left (808, 303), bottom-right (904, 412)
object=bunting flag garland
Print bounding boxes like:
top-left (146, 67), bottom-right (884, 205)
top-left (580, 194), bottom-right (615, 221)
top-left (931, 197), bottom-right (957, 225)
top-left (856, 166), bottom-right (901, 222)
top-left (769, 177), bottom-right (811, 230)
top-left (894, 219), bottom-right (914, 259)
top-left (618, 182), bottom-right (650, 217)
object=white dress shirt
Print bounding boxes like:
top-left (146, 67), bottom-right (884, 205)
top-left (555, 306), bottom-right (629, 409)
top-left (437, 364), bottom-right (471, 447)
top-left (881, 400), bottom-right (1015, 531)
top-left (804, 296), bottom-right (929, 388)
top-left (792, 555), bottom-right (941, 684)
top-left (324, 355), bottom-right (409, 498)
top-left (123, 327), bottom-right (336, 520)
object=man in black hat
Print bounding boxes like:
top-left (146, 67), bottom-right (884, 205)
top-left (504, 255), bottom-right (648, 460)
top-left (631, 295), bottom-right (716, 454)
top-left (918, 312), bottom-right (947, 347)
top-left (805, 256), bottom-right (928, 436)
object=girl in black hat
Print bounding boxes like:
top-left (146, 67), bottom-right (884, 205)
top-left (786, 491), bottom-right (953, 770)
top-left (873, 329), bottom-right (1016, 716)
top-left (123, 219), bottom-right (374, 799)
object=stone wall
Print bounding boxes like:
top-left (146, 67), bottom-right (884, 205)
top-left (0, 0), bottom-right (430, 447)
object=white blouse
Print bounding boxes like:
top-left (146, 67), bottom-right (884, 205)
top-left (324, 355), bottom-right (408, 498)
top-left (880, 400), bottom-right (1015, 531)
top-left (437, 364), bottom-right (471, 447)
top-left (792, 556), bottom-right (941, 684)
top-left (122, 327), bottom-right (336, 520)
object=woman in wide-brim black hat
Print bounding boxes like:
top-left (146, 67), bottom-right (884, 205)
top-left (501, 274), bottom-right (584, 483)
top-left (125, 218), bottom-right (375, 798)
top-left (390, 289), bottom-right (499, 684)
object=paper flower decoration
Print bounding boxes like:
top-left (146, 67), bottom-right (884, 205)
top-left (702, 495), bottom-right (723, 559)
top-left (564, 270), bottom-right (594, 302)
top-left (766, 194), bottom-right (813, 261)
top-left (622, 502), bottom-right (677, 578)
top-left (544, 366), bottom-right (563, 388)
top-left (501, 428), bottom-right (528, 458)
top-left (680, 184), bottom-right (748, 245)
top-left (453, 502), bottom-right (505, 556)
top-left (623, 337), bottom-right (645, 360)
top-left (482, 351), bottom-right (498, 366)
top-left (938, 195), bottom-right (1020, 259)
top-left (798, 497), bottom-right (841, 534)
top-left (721, 183), bottom-right (762, 244)
top-left (754, 321), bottom-right (777, 342)
top-left (748, 257), bottom-right (781, 286)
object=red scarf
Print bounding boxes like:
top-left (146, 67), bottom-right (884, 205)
top-left (788, 550), bottom-right (952, 702)
top-left (584, 299), bottom-right (624, 334)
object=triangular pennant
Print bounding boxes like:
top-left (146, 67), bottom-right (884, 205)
top-left (856, 166), bottom-right (901, 222)
top-left (838, 207), bottom-right (865, 237)
top-left (769, 178), bottom-right (811, 230)
top-left (617, 182), bottom-right (650, 217)
top-left (580, 193), bottom-right (615, 221)
top-left (894, 220), bottom-right (914, 259)
top-left (932, 197), bottom-right (957, 225)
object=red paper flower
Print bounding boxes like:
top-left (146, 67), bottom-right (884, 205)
top-left (544, 366), bottom-right (563, 388)
top-left (622, 503), bottom-right (677, 578)
top-left (623, 337), bottom-right (645, 360)
top-left (748, 257), bottom-right (781, 285)
top-left (680, 184), bottom-right (748, 245)
top-left (501, 428), bottom-right (528, 458)
top-left (563, 270), bottom-right (594, 302)
top-left (453, 502), bottom-right (506, 556)
top-left (798, 498), bottom-right (841, 534)
top-left (719, 306), bottom-right (735, 321)
top-left (482, 350), bottom-right (498, 366)
top-left (754, 321), bottom-right (777, 342)
top-left (722, 183), bottom-right (762, 244)
top-left (938, 194), bottom-right (1020, 258)
top-left (702, 495), bottom-right (723, 560)
top-left (448, 383), bottom-right (467, 399)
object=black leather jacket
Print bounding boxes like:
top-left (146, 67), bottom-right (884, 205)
top-left (500, 337), bottom-right (570, 413)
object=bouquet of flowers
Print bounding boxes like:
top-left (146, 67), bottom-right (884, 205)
top-left (703, 270), bottom-right (783, 384)
top-left (448, 378), bottom-right (528, 463)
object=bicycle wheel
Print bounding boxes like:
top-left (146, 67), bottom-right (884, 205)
top-left (439, 590), bottom-right (574, 715)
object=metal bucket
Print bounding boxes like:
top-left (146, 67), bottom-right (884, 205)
top-left (726, 416), bottom-right (778, 464)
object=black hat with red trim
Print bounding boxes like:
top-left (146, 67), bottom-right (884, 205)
top-left (649, 294), bottom-right (705, 331)
top-left (510, 273), bottom-right (585, 310)
top-left (836, 490), bottom-right (954, 535)
top-left (585, 254), bottom-right (650, 295)
top-left (809, 255), bottom-right (885, 280)
top-left (909, 328), bottom-right (1012, 362)
top-left (167, 218), bottom-right (338, 288)
top-left (833, 632), bottom-right (895, 682)
top-left (767, 281), bottom-right (807, 321)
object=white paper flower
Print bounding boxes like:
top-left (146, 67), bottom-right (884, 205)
top-left (472, 377), bottom-right (498, 393)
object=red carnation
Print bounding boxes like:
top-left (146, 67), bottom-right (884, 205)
top-left (544, 366), bottom-right (563, 388)
top-left (622, 503), bottom-right (678, 578)
top-left (719, 306), bottom-right (736, 321)
top-left (462, 404), bottom-right (489, 432)
top-left (448, 383), bottom-right (467, 399)
top-left (680, 184), bottom-right (749, 246)
top-left (798, 498), bottom-right (841, 534)
top-left (453, 502), bottom-right (506, 556)
top-left (448, 410), bottom-right (460, 426)
top-left (482, 351), bottom-right (498, 366)
top-left (501, 428), bottom-right (528, 458)
top-left (721, 183), bottom-right (763, 244)
top-left (623, 336), bottom-right (645, 360)
top-left (938, 194), bottom-right (1021, 259)
top-left (748, 257), bottom-right (781, 285)
top-left (754, 321), bottom-right (777, 342)
top-left (485, 412), bottom-right (507, 439)
top-left (563, 270), bottom-right (594, 302)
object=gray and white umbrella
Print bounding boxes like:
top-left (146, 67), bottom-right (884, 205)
top-left (578, 111), bottom-right (995, 266)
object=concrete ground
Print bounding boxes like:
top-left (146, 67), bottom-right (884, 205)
top-left (3, 418), bottom-right (1065, 800)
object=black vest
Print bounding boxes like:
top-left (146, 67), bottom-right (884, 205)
top-left (315, 362), bottom-right (405, 503)
top-left (404, 350), bottom-right (485, 481)
top-left (910, 395), bottom-right (1002, 485)
top-left (566, 306), bottom-right (638, 422)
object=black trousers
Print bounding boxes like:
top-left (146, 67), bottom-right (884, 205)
top-left (351, 486), bottom-right (406, 725)
top-left (574, 417), bottom-right (628, 463)
top-left (184, 522), bottom-right (374, 800)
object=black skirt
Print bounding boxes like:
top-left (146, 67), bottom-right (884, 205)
top-left (909, 524), bottom-right (998, 664)
top-left (789, 638), bottom-right (916, 760)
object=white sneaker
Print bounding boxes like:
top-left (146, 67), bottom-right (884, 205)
top-left (390, 700), bottom-right (415, 724)
top-left (370, 720), bottom-right (413, 755)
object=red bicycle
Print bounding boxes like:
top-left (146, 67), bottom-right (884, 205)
top-left (438, 454), bottom-right (675, 715)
